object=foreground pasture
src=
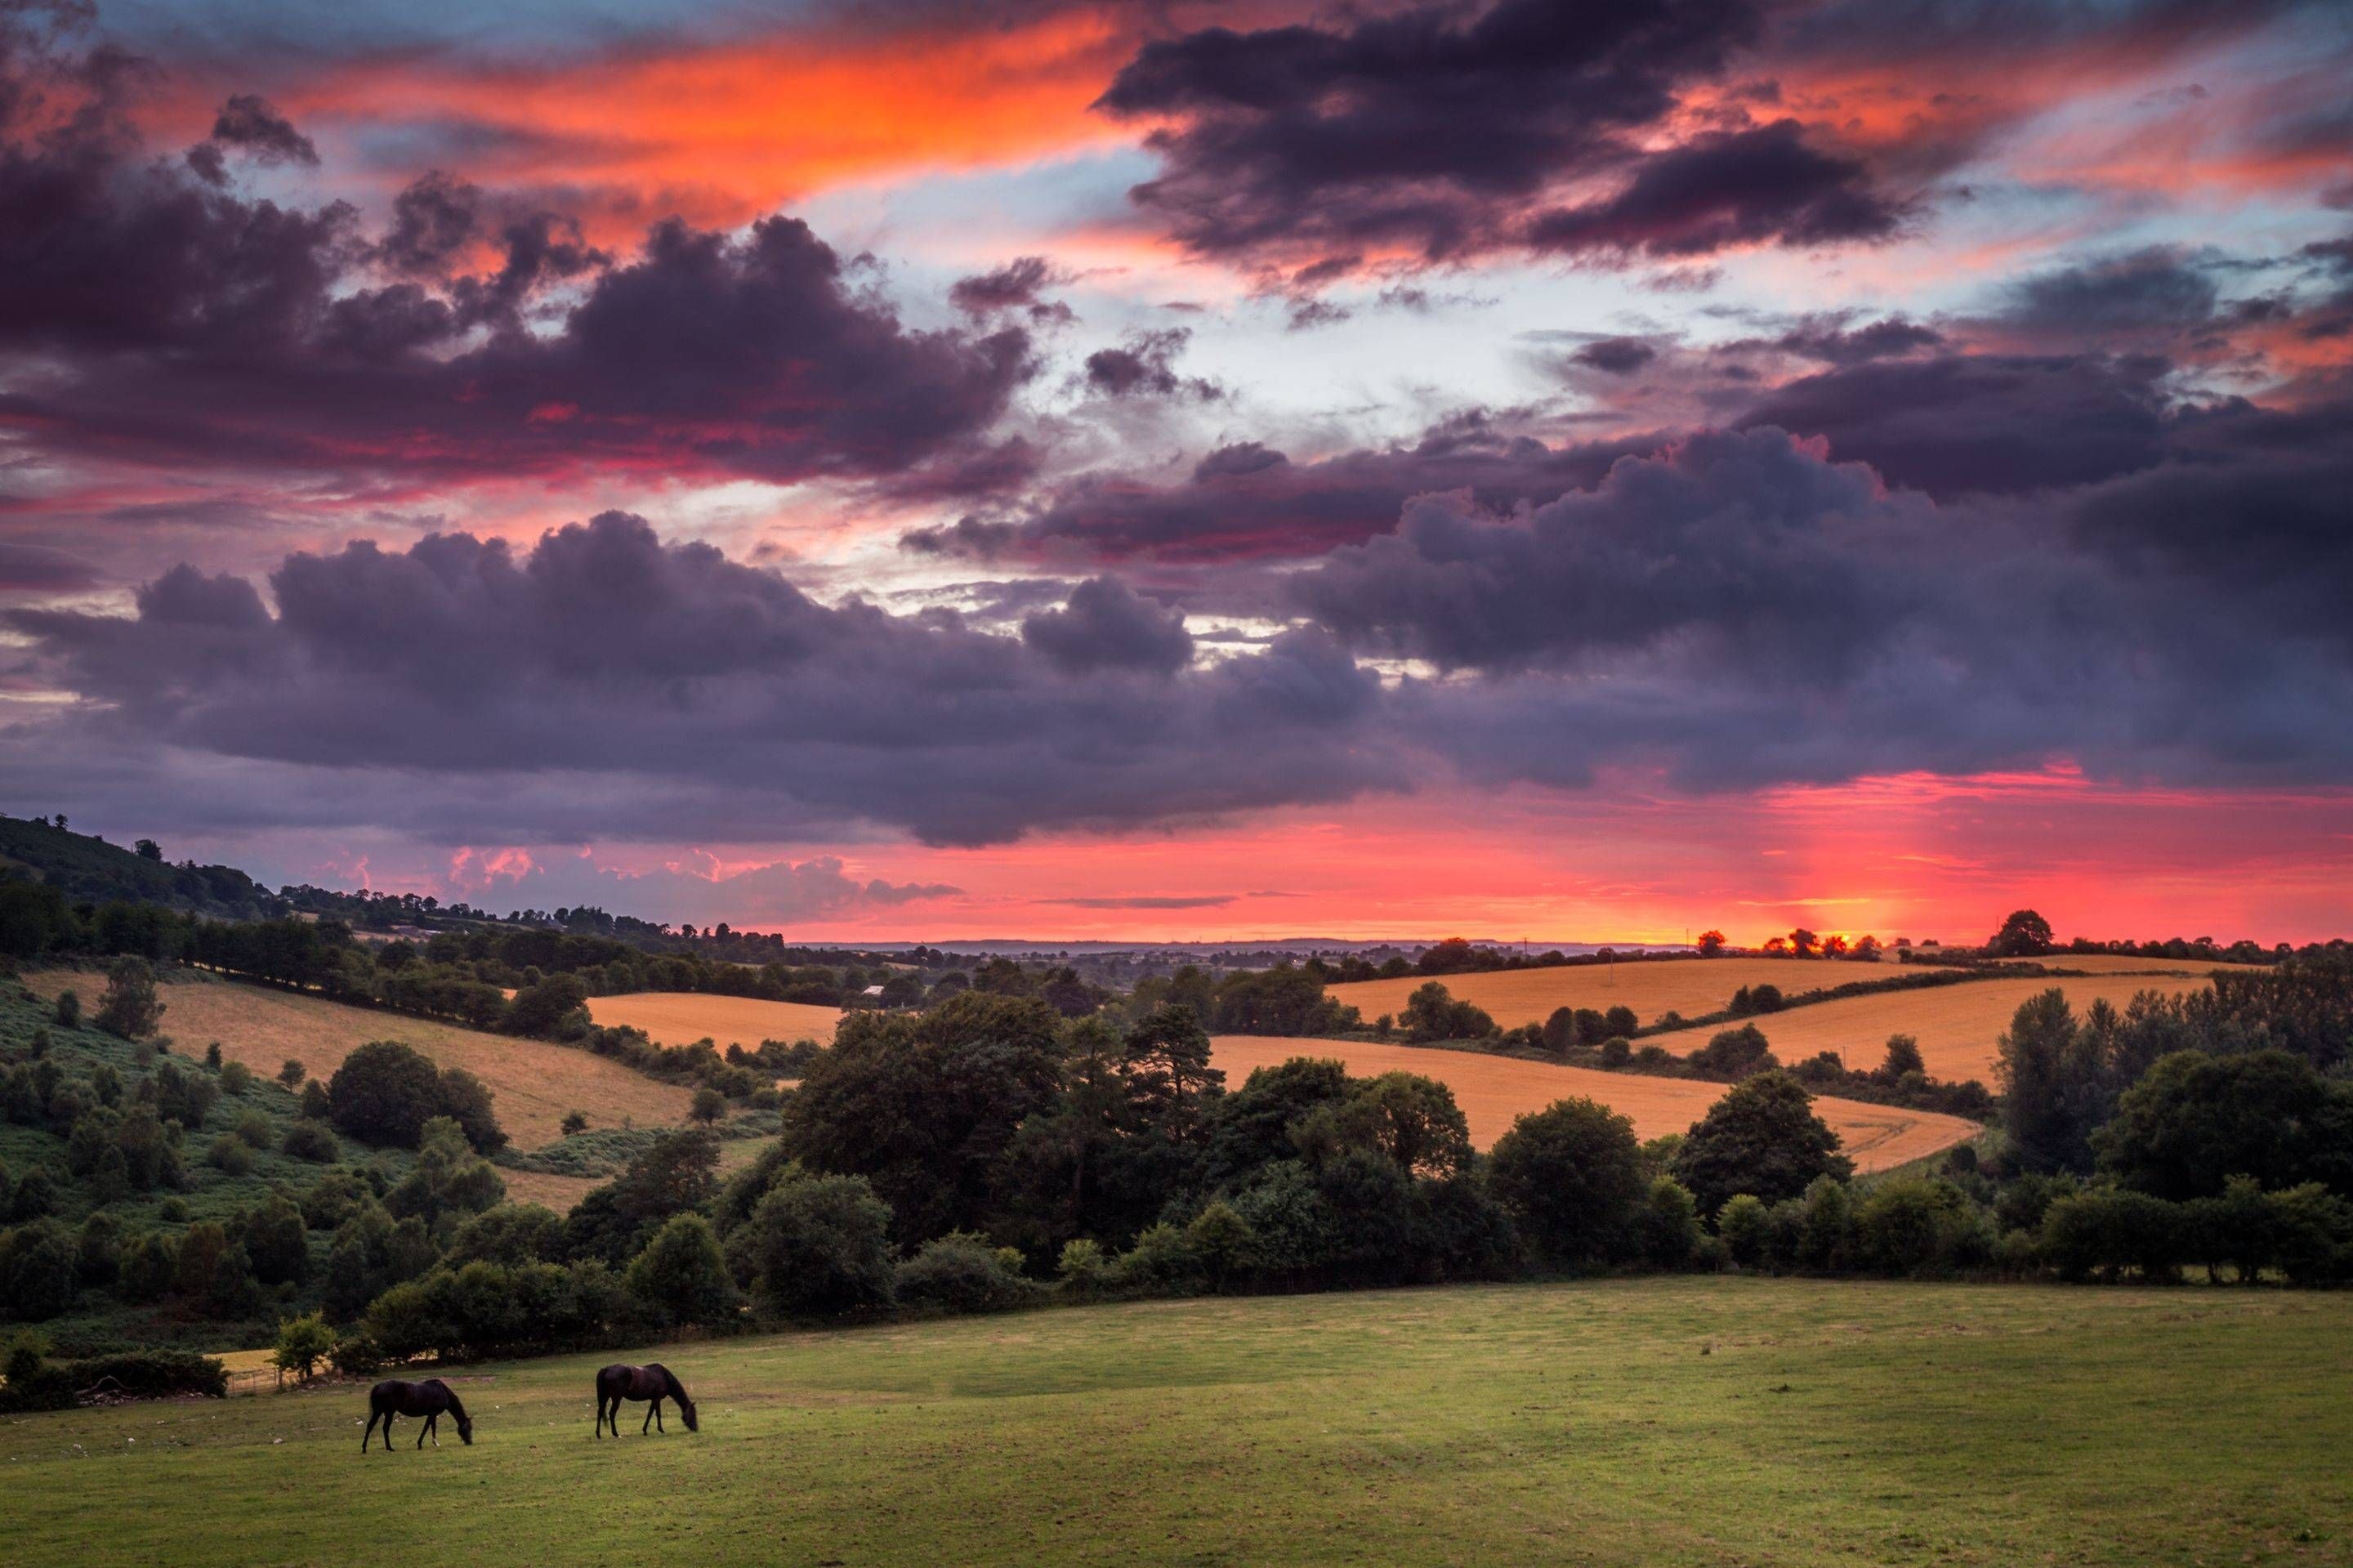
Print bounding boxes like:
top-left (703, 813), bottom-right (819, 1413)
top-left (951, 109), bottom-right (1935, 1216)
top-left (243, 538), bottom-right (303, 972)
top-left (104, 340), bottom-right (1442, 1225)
top-left (1212, 1035), bottom-right (1978, 1172)
top-left (6, 1278), bottom-right (2345, 1566)
top-left (1325, 956), bottom-right (1959, 1033)
top-left (584, 991), bottom-right (844, 1050)
top-left (1643, 973), bottom-right (2219, 1084)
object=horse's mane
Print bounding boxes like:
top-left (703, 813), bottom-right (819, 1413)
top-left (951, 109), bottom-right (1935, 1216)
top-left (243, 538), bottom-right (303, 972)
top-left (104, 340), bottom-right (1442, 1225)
top-left (437, 1383), bottom-right (470, 1421)
top-left (651, 1364), bottom-right (691, 1404)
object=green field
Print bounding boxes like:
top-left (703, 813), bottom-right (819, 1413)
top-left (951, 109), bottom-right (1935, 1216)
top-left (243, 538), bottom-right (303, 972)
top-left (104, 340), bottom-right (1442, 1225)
top-left (4, 1278), bottom-right (2346, 1566)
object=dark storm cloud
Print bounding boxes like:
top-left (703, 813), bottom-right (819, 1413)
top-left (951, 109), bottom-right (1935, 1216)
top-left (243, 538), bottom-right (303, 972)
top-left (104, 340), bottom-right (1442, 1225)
top-left (902, 413), bottom-right (1662, 565)
top-left (1092, 0), bottom-right (1910, 278)
top-left (1019, 577), bottom-right (1194, 675)
top-left (3, 512), bottom-right (1394, 848)
top-left (0, 11), bottom-right (1033, 491)
top-left (0, 539), bottom-right (101, 592)
top-left (949, 255), bottom-right (1073, 324)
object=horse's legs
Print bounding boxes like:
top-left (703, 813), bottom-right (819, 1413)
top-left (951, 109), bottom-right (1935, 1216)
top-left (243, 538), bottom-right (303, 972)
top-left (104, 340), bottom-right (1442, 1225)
top-left (362, 1411), bottom-right (378, 1453)
top-left (594, 1397), bottom-right (604, 1437)
top-left (654, 1400), bottom-right (666, 1434)
top-left (642, 1399), bottom-right (654, 1434)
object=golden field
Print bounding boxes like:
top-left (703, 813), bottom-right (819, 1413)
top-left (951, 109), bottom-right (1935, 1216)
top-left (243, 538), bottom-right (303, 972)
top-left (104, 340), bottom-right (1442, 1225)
top-left (24, 971), bottom-right (696, 1155)
top-left (1990, 954), bottom-right (2245, 976)
top-left (1645, 973), bottom-right (2220, 1084)
top-left (1210, 1035), bottom-right (1978, 1173)
top-left (585, 991), bottom-right (843, 1049)
top-left (1325, 956), bottom-right (1957, 1032)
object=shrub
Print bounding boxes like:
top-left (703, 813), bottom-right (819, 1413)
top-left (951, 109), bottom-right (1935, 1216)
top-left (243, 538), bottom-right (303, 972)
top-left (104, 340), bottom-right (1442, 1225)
top-left (1056, 1238), bottom-right (1109, 1294)
top-left (276, 1060), bottom-right (306, 1091)
top-left (243, 1195), bottom-right (311, 1286)
top-left (53, 990), bottom-right (80, 1029)
top-left (626, 1214), bottom-right (738, 1327)
top-left (281, 1119), bottom-right (339, 1162)
top-left (231, 1108), bottom-right (274, 1148)
top-left (1797, 1177), bottom-right (1852, 1270)
top-left (561, 1110), bottom-right (589, 1137)
top-left (1637, 1178), bottom-right (1703, 1270)
top-left (328, 1043), bottom-right (506, 1152)
top-left (1853, 1178), bottom-right (1989, 1276)
top-left (218, 1060), bottom-right (254, 1098)
top-left (1717, 1194), bottom-right (1770, 1267)
top-left (272, 1312), bottom-right (337, 1383)
top-left (1685, 1024), bottom-right (1777, 1080)
top-left (1109, 1222), bottom-right (1200, 1293)
top-left (207, 1136), bottom-right (256, 1177)
top-left (689, 1087), bottom-right (727, 1124)
top-left (0, 1220), bottom-right (78, 1320)
top-left (895, 1232), bottom-right (1042, 1315)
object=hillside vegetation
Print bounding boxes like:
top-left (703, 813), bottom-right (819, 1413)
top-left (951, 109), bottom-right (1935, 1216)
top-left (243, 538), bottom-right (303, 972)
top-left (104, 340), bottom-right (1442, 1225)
top-left (5, 1278), bottom-right (2348, 1567)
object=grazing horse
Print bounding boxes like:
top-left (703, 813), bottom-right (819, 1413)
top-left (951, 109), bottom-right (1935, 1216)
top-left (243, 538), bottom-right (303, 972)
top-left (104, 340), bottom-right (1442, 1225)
top-left (363, 1378), bottom-right (474, 1453)
top-left (596, 1363), bottom-right (699, 1436)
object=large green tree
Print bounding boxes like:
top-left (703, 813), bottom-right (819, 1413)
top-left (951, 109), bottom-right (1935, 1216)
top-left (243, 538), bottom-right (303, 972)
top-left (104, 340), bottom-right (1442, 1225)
top-left (1488, 1098), bottom-right (1647, 1266)
top-left (1671, 1071), bottom-right (1852, 1216)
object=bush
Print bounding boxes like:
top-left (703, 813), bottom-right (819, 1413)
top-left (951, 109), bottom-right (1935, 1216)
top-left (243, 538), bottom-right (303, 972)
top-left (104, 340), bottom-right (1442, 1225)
top-left (1400, 982), bottom-right (1497, 1043)
top-left (272, 1312), bottom-right (336, 1383)
top-left (1636, 1178), bottom-right (1702, 1270)
top-left (626, 1214), bottom-right (738, 1327)
top-left (52, 990), bottom-right (80, 1029)
top-left (1108, 1222), bottom-right (1200, 1294)
top-left (1056, 1238), bottom-right (1109, 1295)
top-left (895, 1232), bottom-right (1042, 1315)
top-left (328, 1043), bottom-right (507, 1153)
top-left (1685, 1024), bottom-right (1777, 1080)
top-left (2041, 1188), bottom-right (2184, 1283)
top-left (1717, 1194), bottom-right (1770, 1267)
top-left (218, 1060), bottom-right (253, 1097)
top-left (1852, 1178), bottom-right (1989, 1276)
top-left (207, 1136), bottom-right (256, 1177)
top-left (0, 1220), bottom-right (78, 1320)
top-left (281, 1119), bottom-right (339, 1162)
top-left (726, 1170), bottom-right (895, 1316)
top-left (231, 1108), bottom-right (274, 1148)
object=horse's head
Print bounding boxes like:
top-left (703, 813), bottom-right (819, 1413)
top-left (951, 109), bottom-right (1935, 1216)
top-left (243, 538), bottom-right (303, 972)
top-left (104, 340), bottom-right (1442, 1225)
top-left (678, 1397), bottom-right (699, 1433)
top-left (455, 1409), bottom-right (475, 1445)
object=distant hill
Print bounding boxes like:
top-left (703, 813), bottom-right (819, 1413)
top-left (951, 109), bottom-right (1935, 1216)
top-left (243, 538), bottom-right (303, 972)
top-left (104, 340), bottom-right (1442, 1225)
top-left (0, 814), bottom-right (271, 919)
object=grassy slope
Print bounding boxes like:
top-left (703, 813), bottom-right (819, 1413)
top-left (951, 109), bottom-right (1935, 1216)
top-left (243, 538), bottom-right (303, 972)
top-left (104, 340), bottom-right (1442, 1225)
top-left (1212, 1035), bottom-right (1980, 1172)
top-left (3, 1277), bottom-right (2345, 1567)
top-left (583, 991), bottom-right (844, 1049)
top-left (24, 969), bottom-right (695, 1154)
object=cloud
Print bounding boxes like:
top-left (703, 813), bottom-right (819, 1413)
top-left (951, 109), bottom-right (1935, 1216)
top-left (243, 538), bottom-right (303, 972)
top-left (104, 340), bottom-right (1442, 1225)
top-left (1080, 327), bottom-right (1221, 400)
top-left (0, 540), bottom-right (102, 592)
top-left (949, 255), bottom-right (1073, 324)
top-left (1092, 0), bottom-right (1909, 279)
top-left (464, 851), bottom-right (960, 927)
top-left (3, 511), bottom-right (1395, 848)
top-left (0, 16), bottom-right (1034, 494)
top-left (1051, 895), bottom-right (1235, 909)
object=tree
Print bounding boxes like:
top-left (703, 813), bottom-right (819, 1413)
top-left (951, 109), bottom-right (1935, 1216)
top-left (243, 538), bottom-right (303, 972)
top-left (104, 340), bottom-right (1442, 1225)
top-left (1717, 1194), bottom-right (1770, 1266)
top-left (243, 1195), bottom-right (311, 1286)
top-left (328, 1042), bottom-right (449, 1147)
top-left (689, 1088), bottom-right (727, 1124)
top-left (726, 1170), bottom-right (896, 1316)
top-left (52, 990), bottom-right (80, 1030)
top-left (0, 1220), bottom-right (78, 1320)
top-left (627, 1214), bottom-right (737, 1326)
top-left (135, 838), bottom-right (163, 861)
top-left (272, 1312), bottom-right (336, 1383)
top-left (1685, 1024), bottom-right (1776, 1080)
top-left (1672, 1071), bottom-right (1854, 1216)
top-left (276, 1059), bottom-right (306, 1091)
top-left (561, 1110), bottom-right (589, 1137)
top-left (1400, 982), bottom-right (1495, 1043)
top-left (504, 973), bottom-right (589, 1039)
top-left (93, 956), bottom-right (165, 1040)
top-left (1851, 935), bottom-right (1882, 963)
top-left (562, 1130), bottom-right (721, 1267)
top-left (1877, 1034), bottom-right (1926, 1083)
top-left (1295, 1073), bottom-right (1471, 1178)
top-left (2094, 1049), bottom-right (2353, 1200)
top-left (1988, 909), bottom-right (2056, 958)
top-left (1488, 1098), bottom-right (1647, 1266)
top-left (1696, 931), bottom-right (1727, 958)
top-left (1786, 928), bottom-right (1819, 958)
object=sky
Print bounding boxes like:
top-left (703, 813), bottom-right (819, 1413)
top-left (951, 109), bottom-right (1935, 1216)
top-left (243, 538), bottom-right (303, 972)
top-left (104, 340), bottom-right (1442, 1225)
top-left (1, 0), bottom-right (2350, 945)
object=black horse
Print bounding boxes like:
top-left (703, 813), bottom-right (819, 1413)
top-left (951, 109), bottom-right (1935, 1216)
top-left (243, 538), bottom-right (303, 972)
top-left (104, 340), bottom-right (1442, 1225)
top-left (363, 1378), bottom-right (474, 1452)
top-left (595, 1363), bottom-right (699, 1436)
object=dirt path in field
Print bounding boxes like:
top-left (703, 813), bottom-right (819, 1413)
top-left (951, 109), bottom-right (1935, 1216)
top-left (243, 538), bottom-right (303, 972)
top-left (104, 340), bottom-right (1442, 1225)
top-left (1211, 1035), bottom-right (1978, 1173)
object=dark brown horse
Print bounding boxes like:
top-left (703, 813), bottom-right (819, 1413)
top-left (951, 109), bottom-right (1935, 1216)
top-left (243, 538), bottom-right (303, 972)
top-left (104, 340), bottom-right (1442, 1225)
top-left (363, 1378), bottom-right (473, 1452)
top-left (596, 1363), bottom-right (698, 1436)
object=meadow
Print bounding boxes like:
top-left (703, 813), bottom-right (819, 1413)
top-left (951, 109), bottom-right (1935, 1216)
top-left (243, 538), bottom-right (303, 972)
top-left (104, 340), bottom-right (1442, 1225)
top-left (1325, 956), bottom-right (1961, 1032)
top-left (4, 1277), bottom-right (2345, 1567)
top-left (584, 992), bottom-right (844, 1050)
top-left (1644, 973), bottom-right (2220, 1083)
top-left (1211, 1036), bottom-right (1977, 1171)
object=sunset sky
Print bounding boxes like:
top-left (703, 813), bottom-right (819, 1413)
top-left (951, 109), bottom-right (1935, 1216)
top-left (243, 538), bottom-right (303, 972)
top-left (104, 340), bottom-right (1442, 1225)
top-left (2, 0), bottom-right (2349, 944)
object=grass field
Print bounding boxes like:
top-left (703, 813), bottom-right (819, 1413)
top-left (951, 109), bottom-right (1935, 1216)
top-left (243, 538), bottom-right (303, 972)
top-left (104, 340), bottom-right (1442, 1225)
top-left (585, 992), bottom-right (844, 1050)
top-left (1325, 957), bottom-right (1958, 1032)
top-left (24, 971), bottom-right (698, 1158)
top-left (1644, 974), bottom-right (2219, 1084)
top-left (5, 1277), bottom-right (2345, 1567)
top-left (1211, 1036), bottom-right (1978, 1173)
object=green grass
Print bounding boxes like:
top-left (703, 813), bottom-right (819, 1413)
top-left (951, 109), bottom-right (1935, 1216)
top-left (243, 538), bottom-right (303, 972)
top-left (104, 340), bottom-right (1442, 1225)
top-left (4, 1276), bottom-right (2346, 1566)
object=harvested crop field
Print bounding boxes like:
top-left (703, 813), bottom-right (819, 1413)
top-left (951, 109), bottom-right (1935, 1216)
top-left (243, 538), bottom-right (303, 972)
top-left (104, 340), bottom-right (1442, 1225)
top-left (1325, 957), bottom-right (1957, 1032)
top-left (25, 971), bottom-right (695, 1154)
top-left (585, 992), bottom-right (842, 1050)
top-left (1211, 1035), bottom-right (1977, 1173)
top-left (1644, 974), bottom-right (2218, 1085)
top-left (1989, 954), bottom-right (2249, 976)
